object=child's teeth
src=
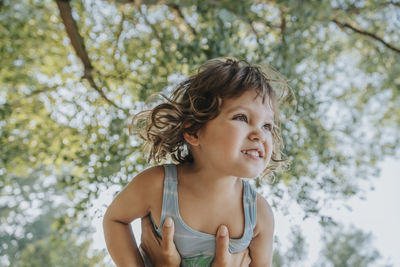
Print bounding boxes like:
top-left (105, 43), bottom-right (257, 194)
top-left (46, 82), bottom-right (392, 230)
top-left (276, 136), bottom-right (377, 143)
top-left (244, 151), bottom-right (259, 157)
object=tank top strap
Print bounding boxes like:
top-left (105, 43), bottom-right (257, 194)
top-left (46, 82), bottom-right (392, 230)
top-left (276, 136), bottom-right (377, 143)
top-left (156, 164), bottom-right (179, 233)
top-left (163, 163), bottom-right (178, 184)
top-left (242, 180), bottom-right (258, 232)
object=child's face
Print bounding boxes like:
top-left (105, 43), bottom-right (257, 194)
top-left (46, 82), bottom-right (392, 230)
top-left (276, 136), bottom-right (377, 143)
top-left (195, 89), bottom-right (274, 178)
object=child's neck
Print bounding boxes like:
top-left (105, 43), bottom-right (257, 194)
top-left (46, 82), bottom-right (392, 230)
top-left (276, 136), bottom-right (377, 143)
top-left (178, 162), bottom-right (242, 199)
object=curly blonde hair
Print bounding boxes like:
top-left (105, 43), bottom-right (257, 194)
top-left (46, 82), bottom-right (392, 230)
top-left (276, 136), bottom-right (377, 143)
top-left (129, 57), bottom-right (294, 181)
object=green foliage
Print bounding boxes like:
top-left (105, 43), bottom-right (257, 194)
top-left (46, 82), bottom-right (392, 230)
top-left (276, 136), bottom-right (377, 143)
top-left (315, 224), bottom-right (386, 267)
top-left (12, 237), bottom-right (105, 267)
top-left (0, 172), bottom-right (106, 266)
top-left (1, 0), bottom-right (399, 255)
top-left (273, 224), bottom-right (391, 267)
top-left (272, 226), bottom-right (308, 267)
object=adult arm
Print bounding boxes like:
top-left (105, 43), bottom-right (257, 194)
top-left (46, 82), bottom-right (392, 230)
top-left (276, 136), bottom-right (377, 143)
top-left (141, 216), bottom-right (251, 267)
top-left (247, 194), bottom-right (275, 267)
top-left (103, 166), bottom-right (164, 267)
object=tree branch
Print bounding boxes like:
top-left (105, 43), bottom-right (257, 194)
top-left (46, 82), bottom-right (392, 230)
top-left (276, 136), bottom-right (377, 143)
top-left (55, 0), bottom-right (128, 113)
top-left (166, 4), bottom-right (197, 36)
top-left (280, 8), bottom-right (287, 45)
top-left (56, 1), bottom-right (92, 70)
top-left (332, 19), bottom-right (400, 54)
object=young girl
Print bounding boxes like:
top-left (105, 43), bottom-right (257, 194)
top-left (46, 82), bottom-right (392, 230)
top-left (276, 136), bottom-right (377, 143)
top-left (103, 57), bottom-right (291, 267)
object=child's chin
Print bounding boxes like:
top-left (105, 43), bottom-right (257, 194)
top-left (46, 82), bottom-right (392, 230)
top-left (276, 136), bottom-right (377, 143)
top-left (242, 170), bottom-right (263, 179)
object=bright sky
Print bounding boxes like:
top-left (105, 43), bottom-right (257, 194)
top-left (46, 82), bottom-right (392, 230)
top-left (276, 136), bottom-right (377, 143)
top-left (273, 157), bottom-right (400, 266)
top-left (333, 157), bottom-right (400, 265)
top-left (91, 157), bottom-right (400, 266)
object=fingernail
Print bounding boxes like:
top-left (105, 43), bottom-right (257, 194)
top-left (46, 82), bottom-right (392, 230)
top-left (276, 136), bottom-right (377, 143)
top-left (219, 225), bottom-right (227, 237)
top-left (165, 217), bottom-right (172, 227)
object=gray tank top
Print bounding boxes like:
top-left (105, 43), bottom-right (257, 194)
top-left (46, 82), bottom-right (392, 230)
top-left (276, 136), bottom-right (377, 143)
top-left (140, 163), bottom-right (258, 267)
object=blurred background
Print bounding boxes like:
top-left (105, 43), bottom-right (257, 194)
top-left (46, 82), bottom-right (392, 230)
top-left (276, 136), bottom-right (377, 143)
top-left (1, 0), bottom-right (399, 266)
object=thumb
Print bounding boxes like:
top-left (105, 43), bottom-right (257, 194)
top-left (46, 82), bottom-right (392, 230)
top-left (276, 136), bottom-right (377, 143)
top-left (161, 217), bottom-right (175, 250)
top-left (215, 225), bottom-right (230, 264)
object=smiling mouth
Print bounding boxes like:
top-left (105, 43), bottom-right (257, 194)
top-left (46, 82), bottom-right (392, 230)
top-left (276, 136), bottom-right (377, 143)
top-left (241, 150), bottom-right (262, 159)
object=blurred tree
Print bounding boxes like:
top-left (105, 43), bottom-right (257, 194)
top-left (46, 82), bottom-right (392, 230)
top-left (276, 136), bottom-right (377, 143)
top-left (1, 0), bottom-right (399, 232)
top-left (314, 224), bottom-right (389, 267)
top-left (12, 236), bottom-right (106, 267)
top-left (272, 226), bottom-right (308, 267)
top-left (0, 171), bottom-right (106, 266)
top-left (273, 224), bottom-right (392, 267)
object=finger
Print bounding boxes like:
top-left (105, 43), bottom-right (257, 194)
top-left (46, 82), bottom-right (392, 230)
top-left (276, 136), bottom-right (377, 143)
top-left (161, 217), bottom-right (175, 250)
top-left (244, 255), bottom-right (251, 267)
top-left (215, 225), bottom-right (229, 264)
top-left (241, 249), bottom-right (251, 267)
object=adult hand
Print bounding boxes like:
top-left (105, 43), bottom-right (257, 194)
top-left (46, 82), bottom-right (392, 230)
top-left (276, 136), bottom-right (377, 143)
top-left (140, 216), bottom-right (181, 267)
top-left (211, 225), bottom-right (251, 267)
top-left (141, 216), bottom-right (251, 267)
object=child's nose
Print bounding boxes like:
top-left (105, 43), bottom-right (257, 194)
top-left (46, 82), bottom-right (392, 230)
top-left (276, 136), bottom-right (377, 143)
top-left (248, 128), bottom-right (265, 142)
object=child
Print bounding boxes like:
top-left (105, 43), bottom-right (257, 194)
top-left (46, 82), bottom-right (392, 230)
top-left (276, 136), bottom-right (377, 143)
top-left (103, 57), bottom-right (291, 267)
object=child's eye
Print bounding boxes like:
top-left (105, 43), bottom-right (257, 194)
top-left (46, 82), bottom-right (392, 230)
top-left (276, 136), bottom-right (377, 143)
top-left (233, 114), bottom-right (248, 122)
top-left (234, 114), bottom-right (273, 131)
top-left (263, 124), bottom-right (273, 131)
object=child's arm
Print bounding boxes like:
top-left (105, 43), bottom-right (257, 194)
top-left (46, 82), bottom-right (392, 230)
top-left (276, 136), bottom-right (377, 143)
top-left (248, 194), bottom-right (275, 267)
top-left (103, 166), bottom-right (164, 267)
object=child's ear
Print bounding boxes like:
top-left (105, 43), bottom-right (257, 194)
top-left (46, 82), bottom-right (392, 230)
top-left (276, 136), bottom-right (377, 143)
top-left (183, 131), bottom-right (200, 146)
top-left (183, 123), bottom-right (200, 146)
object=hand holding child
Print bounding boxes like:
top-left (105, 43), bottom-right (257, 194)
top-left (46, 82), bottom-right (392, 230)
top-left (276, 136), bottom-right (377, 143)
top-left (141, 216), bottom-right (251, 267)
top-left (141, 217), bottom-right (181, 267)
top-left (211, 225), bottom-right (251, 267)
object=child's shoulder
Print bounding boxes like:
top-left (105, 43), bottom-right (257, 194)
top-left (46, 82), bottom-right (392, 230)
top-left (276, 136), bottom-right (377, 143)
top-left (125, 164), bottom-right (166, 197)
top-left (247, 194), bottom-right (275, 265)
top-left (133, 164), bottom-right (165, 186)
top-left (132, 165), bottom-right (166, 223)
top-left (254, 193), bottom-right (274, 237)
top-left (130, 164), bottom-right (165, 208)
top-left (137, 164), bottom-right (165, 177)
